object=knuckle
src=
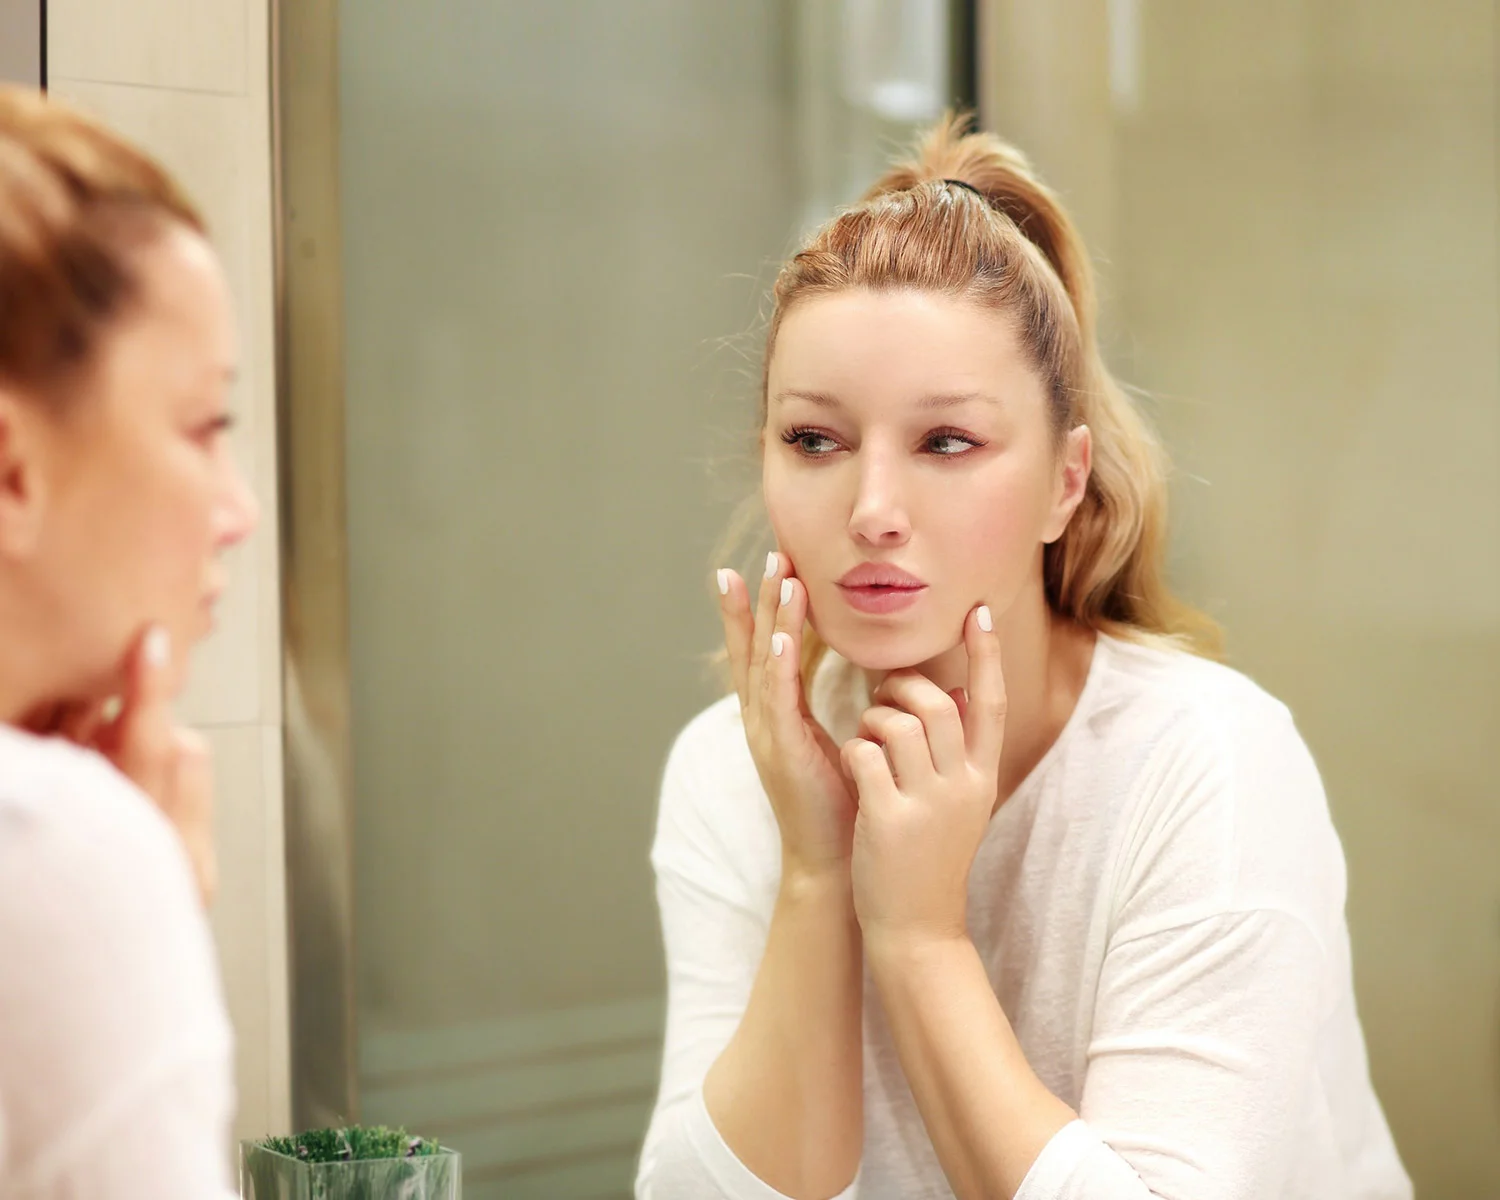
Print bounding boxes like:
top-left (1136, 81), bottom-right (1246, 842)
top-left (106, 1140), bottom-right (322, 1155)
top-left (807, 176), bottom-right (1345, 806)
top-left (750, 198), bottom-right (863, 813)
top-left (916, 694), bottom-right (956, 723)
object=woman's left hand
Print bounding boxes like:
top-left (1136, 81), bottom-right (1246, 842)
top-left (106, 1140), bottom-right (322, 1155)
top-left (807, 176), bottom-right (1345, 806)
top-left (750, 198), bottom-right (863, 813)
top-left (844, 605), bottom-right (1006, 952)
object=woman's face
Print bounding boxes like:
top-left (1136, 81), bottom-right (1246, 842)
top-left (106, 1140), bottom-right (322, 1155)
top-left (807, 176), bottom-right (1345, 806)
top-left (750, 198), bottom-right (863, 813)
top-left (9, 224), bottom-right (258, 699)
top-left (763, 288), bottom-right (1088, 672)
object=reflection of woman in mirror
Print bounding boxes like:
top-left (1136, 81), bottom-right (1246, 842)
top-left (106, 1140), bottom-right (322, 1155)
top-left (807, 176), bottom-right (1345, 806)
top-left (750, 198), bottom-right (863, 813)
top-left (0, 88), bottom-right (255, 1196)
top-left (638, 117), bottom-right (1410, 1200)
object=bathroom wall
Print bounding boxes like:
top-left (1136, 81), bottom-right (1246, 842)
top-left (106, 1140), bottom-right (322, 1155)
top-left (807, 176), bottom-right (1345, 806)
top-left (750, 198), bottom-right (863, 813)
top-left (982, 1), bottom-right (1500, 1195)
top-left (0, 0), bottom-right (41, 87)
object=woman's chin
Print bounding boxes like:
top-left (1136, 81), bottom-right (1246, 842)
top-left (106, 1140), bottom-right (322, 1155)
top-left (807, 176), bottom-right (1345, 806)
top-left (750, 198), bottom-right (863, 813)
top-left (816, 623), bottom-right (951, 674)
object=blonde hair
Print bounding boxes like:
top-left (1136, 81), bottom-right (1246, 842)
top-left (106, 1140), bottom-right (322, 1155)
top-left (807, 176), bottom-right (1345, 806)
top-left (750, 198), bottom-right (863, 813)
top-left (742, 113), bottom-right (1218, 681)
top-left (0, 85), bottom-right (204, 400)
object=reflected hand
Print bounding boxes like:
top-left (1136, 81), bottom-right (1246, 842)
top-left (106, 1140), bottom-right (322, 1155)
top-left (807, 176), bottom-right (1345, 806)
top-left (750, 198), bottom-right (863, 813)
top-left (844, 604), bottom-right (1005, 952)
top-left (719, 553), bottom-right (857, 881)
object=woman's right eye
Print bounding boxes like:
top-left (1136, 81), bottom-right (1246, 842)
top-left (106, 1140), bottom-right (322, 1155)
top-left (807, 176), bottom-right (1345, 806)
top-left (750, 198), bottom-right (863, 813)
top-left (782, 426), bottom-right (840, 456)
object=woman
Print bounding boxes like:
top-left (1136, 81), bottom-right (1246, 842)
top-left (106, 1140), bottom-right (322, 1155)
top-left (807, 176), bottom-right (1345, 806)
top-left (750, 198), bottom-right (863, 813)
top-left (0, 87), bottom-right (255, 1196)
top-left (636, 117), bottom-right (1411, 1199)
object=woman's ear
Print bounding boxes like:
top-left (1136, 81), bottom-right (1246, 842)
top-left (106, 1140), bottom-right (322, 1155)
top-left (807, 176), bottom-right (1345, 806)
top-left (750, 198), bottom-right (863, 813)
top-left (1042, 424), bottom-right (1091, 545)
top-left (0, 391), bottom-right (47, 559)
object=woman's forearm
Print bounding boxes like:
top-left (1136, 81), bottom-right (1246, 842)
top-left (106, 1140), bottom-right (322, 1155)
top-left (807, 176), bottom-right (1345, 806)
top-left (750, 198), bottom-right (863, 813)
top-left (704, 863), bottom-right (864, 1199)
top-left (866, 933), bottom-right (1076, 1200)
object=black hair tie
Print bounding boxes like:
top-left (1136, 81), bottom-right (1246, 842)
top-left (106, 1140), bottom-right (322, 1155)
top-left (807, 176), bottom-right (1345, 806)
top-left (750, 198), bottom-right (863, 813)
top-left (940, 178), bottom-right (986, 199)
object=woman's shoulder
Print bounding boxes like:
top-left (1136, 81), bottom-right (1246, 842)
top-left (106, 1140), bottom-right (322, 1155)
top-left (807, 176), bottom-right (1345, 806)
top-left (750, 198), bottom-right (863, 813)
top-left (1088, 636), bottom-right (1345, 934)
top-left (0, 725), bottom-right (232, 1193)
top-left (659, 692), bottom-right (764, 821)
top-left (665, 692), bottom-right (747, 764)
top-left (1092, 633), bottom-right (1300, 753)
top-left (0, 723), bottom-right (215, 965)
top-left (653, 694), bottom-right (781, 902)
top-left (0, 723), bottom-right (187, 861)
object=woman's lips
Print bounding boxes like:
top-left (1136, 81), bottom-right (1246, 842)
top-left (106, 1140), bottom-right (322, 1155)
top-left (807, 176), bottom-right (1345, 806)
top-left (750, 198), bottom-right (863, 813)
top-left (837, 582), bottom-right (928, 614)
top-left (835, 562), bottom-right (927, 615)
top-left (835, 562), bottom-right (927, 614)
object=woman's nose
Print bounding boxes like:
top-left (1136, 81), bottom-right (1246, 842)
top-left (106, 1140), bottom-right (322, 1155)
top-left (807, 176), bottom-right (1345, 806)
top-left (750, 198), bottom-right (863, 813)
top-left (847, 452), bottom-right (911, 547)
top-left (214, 459), bottom-right (260, 549)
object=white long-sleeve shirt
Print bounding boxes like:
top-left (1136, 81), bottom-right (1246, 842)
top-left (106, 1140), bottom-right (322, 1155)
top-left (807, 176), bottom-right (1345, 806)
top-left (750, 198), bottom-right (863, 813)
top-left (0, 724), bottom-right (238, 1200)
top-left (637, 633), bottom-right (1412, 1200)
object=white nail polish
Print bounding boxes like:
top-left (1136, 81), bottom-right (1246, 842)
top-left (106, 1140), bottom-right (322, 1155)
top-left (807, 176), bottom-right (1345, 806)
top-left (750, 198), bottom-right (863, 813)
top-left (765, 551), bottom-right (779, 580)
top-left (780, 578), bottom-right (793, 606)
top-left (144, 626), bottom-right (171, 667)
top-left (771, 632), bottom-right (787, 657)
top-left (977, 605), bottom-right (993, 633)
top-left (716, 568), bottom-right (730, 596)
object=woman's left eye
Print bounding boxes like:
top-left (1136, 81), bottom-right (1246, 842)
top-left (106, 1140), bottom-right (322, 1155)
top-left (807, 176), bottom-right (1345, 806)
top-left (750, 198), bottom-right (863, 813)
top-left (926, 430), bottom-right (982, 456)
top-left (198, 414), bottom-right (236, 443)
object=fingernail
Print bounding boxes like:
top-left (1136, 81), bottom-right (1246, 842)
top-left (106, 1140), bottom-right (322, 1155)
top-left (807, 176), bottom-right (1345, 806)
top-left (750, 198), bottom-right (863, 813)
top-left (771, 632), bottom-right (787, 657)
top-left (765, 551), bottom-right (779, 580)
top-left (977, 605), bottom-right (993, 633)
top-left (716, 568), bottom-right (730, 596)
top-left (780, 578), bottom-right (793, 606)
top-left (144, 626), bottom-right (171, 668)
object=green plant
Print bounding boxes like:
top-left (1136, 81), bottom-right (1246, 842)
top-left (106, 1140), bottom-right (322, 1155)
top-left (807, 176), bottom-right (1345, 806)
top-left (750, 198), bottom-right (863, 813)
top-left (257, 1125), bottom-right (443, 1165)
top-left (241, 1126), bottom-right (459, 1200)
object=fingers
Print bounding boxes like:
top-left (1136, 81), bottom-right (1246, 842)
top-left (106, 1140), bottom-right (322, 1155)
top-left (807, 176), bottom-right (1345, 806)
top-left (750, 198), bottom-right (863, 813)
top-left (841, 737), bottom-right (899, 806)
top-left (747, 551), bottom-right (785, 702)
top-left (962, 604), bottom-right (1006, 769)
top-left (871, 670), bottom-right (966, 774)
top-left (721, 552), bottom-right (815, 747)
top-left (857, 705), bottom-right (935, 789)
top-left (717, 568), bottom-right (753, 710)
top-left (760, 564), bottom-right (810, 747)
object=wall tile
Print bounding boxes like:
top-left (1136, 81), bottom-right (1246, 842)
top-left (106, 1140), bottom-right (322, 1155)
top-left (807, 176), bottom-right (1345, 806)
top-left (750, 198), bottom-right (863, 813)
top-left (48, 0), bottom-right (246, 95)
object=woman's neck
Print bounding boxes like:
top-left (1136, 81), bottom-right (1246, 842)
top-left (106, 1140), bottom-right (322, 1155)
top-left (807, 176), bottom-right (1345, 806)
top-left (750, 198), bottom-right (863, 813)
top-left (865, 588), bottom-right (1096, 805)
top-left (0, 588), bottom-right (89, 728)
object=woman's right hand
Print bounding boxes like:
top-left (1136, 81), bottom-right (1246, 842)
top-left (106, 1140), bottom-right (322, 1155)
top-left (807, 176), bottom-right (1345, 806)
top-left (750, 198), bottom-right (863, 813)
top-left (26, 627), bottom-right (218, 907)
top-left (719, 552), bottom-right (856, 879)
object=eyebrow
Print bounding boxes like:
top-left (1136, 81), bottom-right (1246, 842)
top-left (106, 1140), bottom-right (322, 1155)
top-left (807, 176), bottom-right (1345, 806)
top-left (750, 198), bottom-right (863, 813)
top-left (774, 389), bottom-right (998, 410)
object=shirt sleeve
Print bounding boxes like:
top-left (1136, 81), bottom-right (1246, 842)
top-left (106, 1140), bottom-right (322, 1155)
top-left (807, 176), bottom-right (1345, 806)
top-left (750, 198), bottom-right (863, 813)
top-left (0, 754), bottom-right (238, 1199)
top-left (1016, 909), bottom-right (1333, 1200)
top-left (635, 706), bottom-right (859, 1200)
top-left (1017, 702), bottom-right (1407, 1200)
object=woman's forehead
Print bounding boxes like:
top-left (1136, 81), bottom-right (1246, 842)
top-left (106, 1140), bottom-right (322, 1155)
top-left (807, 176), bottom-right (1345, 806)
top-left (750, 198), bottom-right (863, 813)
top-left (769, 291), bottom-right (1038, 410)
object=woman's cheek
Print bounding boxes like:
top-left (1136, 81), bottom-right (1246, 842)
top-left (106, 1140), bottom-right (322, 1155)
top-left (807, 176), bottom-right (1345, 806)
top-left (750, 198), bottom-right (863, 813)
top-left (764, 470), bottom-right (819, 564)
top-left (944, 484), bottom-right (1037, 590)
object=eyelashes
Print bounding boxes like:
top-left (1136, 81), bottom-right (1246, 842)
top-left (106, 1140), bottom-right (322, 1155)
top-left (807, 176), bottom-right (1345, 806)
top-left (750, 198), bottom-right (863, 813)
top-left (781, 425), bottom-right (986, 458)
top-left (194, 413), bottom-right (237, 447)
top-left (782, 425), bottom-right (840, 456)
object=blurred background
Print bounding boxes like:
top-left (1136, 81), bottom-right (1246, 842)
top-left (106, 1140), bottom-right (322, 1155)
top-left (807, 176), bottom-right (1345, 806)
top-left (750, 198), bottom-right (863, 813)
top-left (22, 0), bottom-right (1498, 1197)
